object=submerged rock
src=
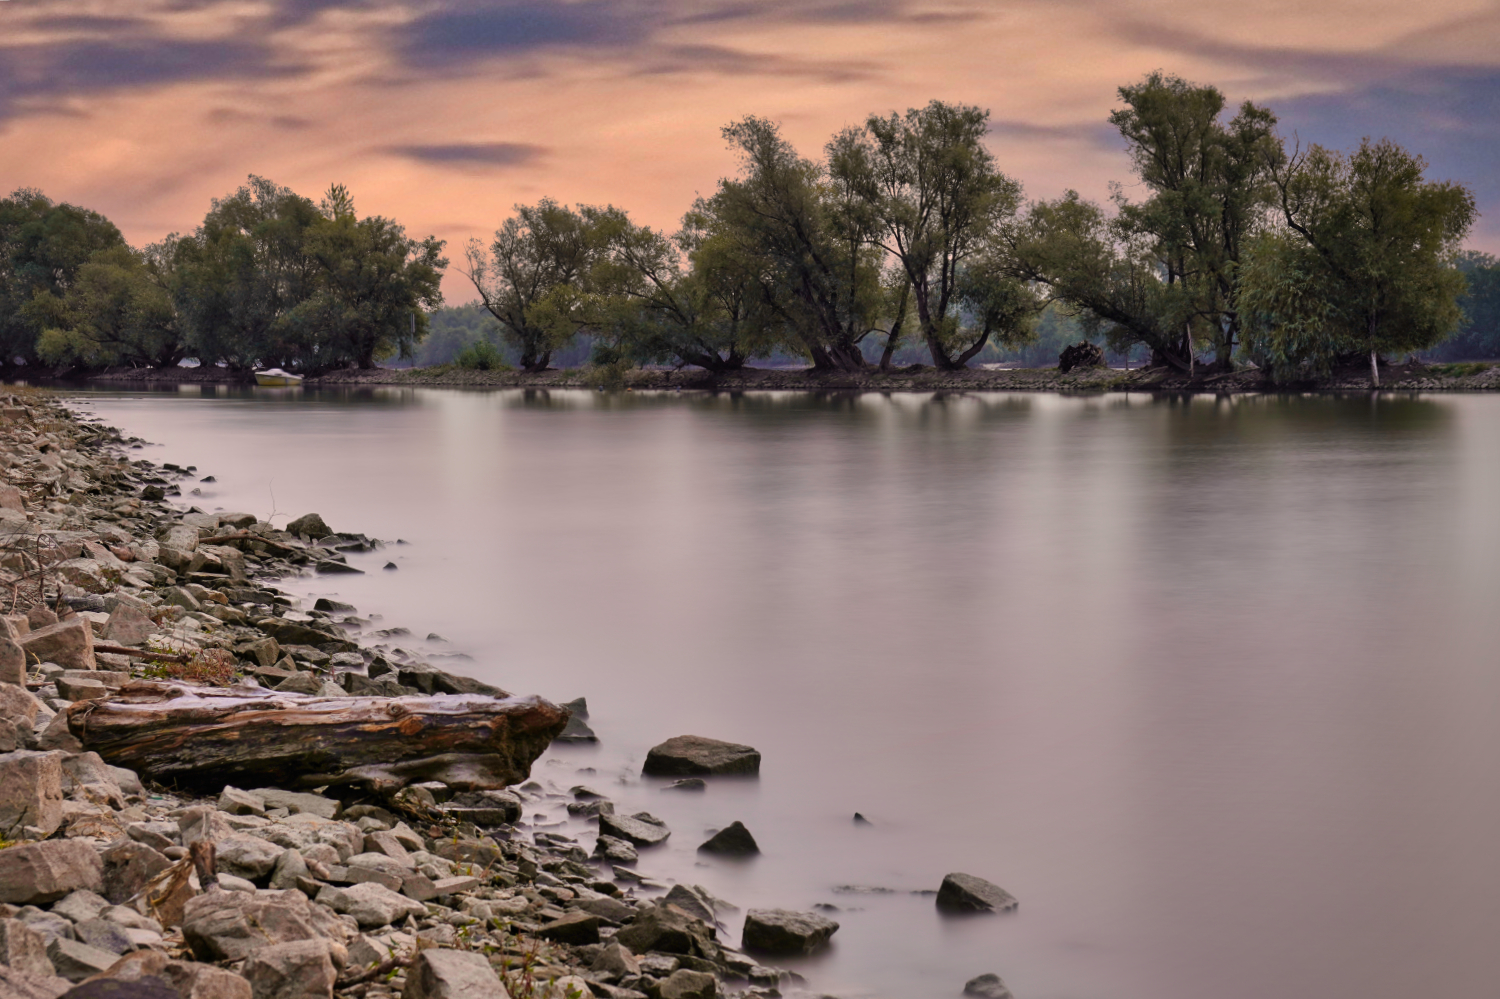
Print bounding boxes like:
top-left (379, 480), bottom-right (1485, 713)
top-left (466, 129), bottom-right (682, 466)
top-left (642, 735), bottom-right (760, 777)
top-left (553, 697), bottom-right (597, 743)
top-left (697, 821), bottom-right (759, 856)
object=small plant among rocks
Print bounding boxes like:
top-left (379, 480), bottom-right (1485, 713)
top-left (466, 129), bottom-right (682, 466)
top-left (141, 646), bottom-right (240, 686)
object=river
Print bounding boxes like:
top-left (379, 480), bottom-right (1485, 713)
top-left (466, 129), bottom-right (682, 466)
top-left (70, 386), bottom-right (1500, 999)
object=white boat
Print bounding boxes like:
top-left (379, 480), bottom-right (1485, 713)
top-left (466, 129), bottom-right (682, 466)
top-left (254, 368), bottom-right (304, 387)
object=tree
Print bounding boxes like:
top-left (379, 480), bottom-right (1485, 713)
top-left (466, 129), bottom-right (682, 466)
top-left (1427, 252), bottom-right (1500, 360)
top-left (288, 186), bottom-right (447, 371)
top-left (462, 199), bottom-right (608, 372)
top-left (32, 241), bottom-right (185, 369)
top-left (1108, 73), bottom-right (1281, 370)
top-left (1244, 137), bottom-right (1476, 384)
top-left (173, 176), bottom-right (323, 370)
top-left (0, 189), bottom-right (125, 367)
top-left (829, 100), bottom-right (1030, 369)
top-left (707, 116), bottom-right (884, 371)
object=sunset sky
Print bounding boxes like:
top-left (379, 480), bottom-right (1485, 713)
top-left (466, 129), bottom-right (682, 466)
top-left (2, 0), bottom-right (1496, 299)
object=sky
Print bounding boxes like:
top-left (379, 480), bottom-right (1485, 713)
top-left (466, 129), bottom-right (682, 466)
top-left (1, 0), bottom-right (1496, 299)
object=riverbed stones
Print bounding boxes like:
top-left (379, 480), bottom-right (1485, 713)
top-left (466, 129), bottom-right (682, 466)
top-left (18, 618), bottom-right (94, 672)
top-left (181, 890), bottom-right (348, 963)
top-left (403, 948), bottom-right (506, 999)
top-left (241, 939), bottom-right (337, 999)
top-left (741, 909), bottom-right (839, 955)
top-left (936, 873), bottom-right (1018, 913)
top-left (554, 697), bottom-right (596, 743)
top-left (317, 882), bottom-right (426, 928)
top-left (598, 812), bottom-right (670, 847)
top-left (0, 840), bottom-right (102, 904)
top-left (963, 973), bottom-right (1014, 998)
top-left (250, 789), bottom-right (340, 819)
top-left (590, 941), bottom-right (640, 978)
top-left (537, 910), bottom-right (601, 945)
top-left (593, 835), bottom-right (637, 864)
top-left (286, 514), bottom-right (331, 539)
top-left (103, 606), bottom-right (155, 648)
top-left (100, 841), bottom-right (171, 905)
top-left (0, 750), bottom-right (64, 836)
top-left (612, 903), bottom-right (718, 960)
top-left (698, 821), bottom-right (758, 856)
top-left (643, 736), bottom-right (760, 777)
top-left (45, 936), bottom-right (118, 981)
top-left (0, 919), bottom-right (52, 977)
top-left (0, 637), bottom-right (25, 685)
top-left (657, 969), bottom-right (717, 999)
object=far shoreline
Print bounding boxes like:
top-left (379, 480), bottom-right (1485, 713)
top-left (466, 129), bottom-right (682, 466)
top-left (65, 358), bottom-right (1500, 395)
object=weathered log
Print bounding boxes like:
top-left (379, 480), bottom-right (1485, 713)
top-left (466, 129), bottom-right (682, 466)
top-left (66, 681), bottom-right (569, 794)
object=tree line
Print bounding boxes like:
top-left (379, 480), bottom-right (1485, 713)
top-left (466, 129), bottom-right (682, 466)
top-left (1, 73), bottom-right (1491, 384)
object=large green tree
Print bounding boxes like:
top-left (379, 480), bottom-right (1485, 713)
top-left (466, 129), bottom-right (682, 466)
top-left (829, 100), bottom-right (1034, 369)
top-left (1242, 137), bottom-right (1476, 384)
top-left (32, 241), bottom-right (185, 369)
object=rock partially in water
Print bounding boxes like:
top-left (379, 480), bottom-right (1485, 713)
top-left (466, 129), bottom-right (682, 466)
top-left (592, 835), bottom-right (638, 864)
top-left (554, 697), bottom-right (597, 743)
top-left (964, 972), bottom-right (1015, 998)
top-left (697, 821), bottom-right (758, 856)
top-left (741, 908), bottom-right (838, 955)
top-left (936, 873), bottom-right (1018, 913)
top-left (599, 811), bottom-right (670, 847)
top-left (285, 513), bottom-right (331, 539)
top-left (642, 735), bottom-right (760, 777)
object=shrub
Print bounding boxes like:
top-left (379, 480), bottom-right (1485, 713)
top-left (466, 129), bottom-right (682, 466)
top-left (454, 340), bottom-right (508, 371)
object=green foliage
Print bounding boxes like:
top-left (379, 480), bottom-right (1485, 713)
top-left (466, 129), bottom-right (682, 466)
top-left (454, 338), bottom-right (507, 370)
top-left (34, 242), bottom-right (185, 369)
top-left (1243, 138), bottom-right (1476, 382)
top-left (1427, 252), bottom-right (1500, 360)
top-left (413, 303), bottom-right (507, 367)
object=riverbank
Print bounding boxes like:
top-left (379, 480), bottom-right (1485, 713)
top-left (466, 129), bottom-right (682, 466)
top-left (80, 359), bottom-right (1500, 394)
top-left (0, 390), bottom-right (871, 999)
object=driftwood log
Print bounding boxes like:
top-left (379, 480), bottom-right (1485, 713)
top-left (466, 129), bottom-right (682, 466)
top-left (66, 681), bottom-right (569, 794)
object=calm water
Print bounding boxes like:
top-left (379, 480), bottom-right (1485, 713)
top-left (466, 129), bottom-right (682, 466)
top-left (72, 386), bottom-right (1500, 999)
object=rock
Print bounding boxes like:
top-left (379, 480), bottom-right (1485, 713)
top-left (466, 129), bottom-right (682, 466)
top-left (598, 812), bottom-right (669, 848)
top-left (99, 842), bottom-right (170, 906)
top-left (590, 941), bottom-right (640, 977)
top-left (0, 919), bottom-right (53, 977)
top-left (0, 750), bottom-right (64, 837)
top-left (268, 850), bottom-right (308, 892)
top-left (0, 637), bottom-right (25, 686)
top-left (241, 939), bottom-right (337, 999)
top-left (554, 698), bottom-right (596, 743)
top-left (36, 714), bottom-right (81, 754)
top-left (317, 882), bottom-right (425, 929)
top-left (176, 807), bottom-right (236, 847)
top-left (613, 904), bottom-right (718, 960)
top-left (26, 609), bottom-right (56, 631)
top-left (663, 779), bottom-right (705, 792)
top-left (575, 895), bottom-right (634, 924)
top-left (592, 836), bottom-right (637, 864)
top-left (249, 790), bottom-right (339, 820)
top-left (0, 841), bottom-right (103, 904)
top-left (285, 515), bottom-right (330, 539)
top-left (361, 831), bottom-right (410, 864)
top-left (59, 977), bottom-right (178, 998)
top-left (55, 678), bottom-right (108, 703)
top-left (935, 873), bottom-right (1017, 913)
top-left (441, 790), bottom-right (521, 826)
top-left (1058, 340), bottom-right (1106, 373)
top-left (102, 607), bottom-right (154, 649)
top-left (87, 950), bottom-right (253, 999)
top-left (216, 835), bottom-right (284, 880)
top-left (401, 948), bottom-right (507, 999)
top-left (741, 909), bottom-right (838, 955)
top-left (657, 969), bottom-right (716, 999)
top-left (697, 821), bottom-right (758, 856)
top-left (660, 886), bottom-right (716, 926)
top-left (272, 674), bottom-right (321, 695)
top-left (217, 788), bottom-right (266, 816)
top-left (180, 890), bottom-right (348, 963)
top-left (18, 619), bottom-right (94, 673)
top-left (0, 964), bottom-right (70, 999)
top-left (537, 911), bottom-right (600, 945)
top-left (963, 973), bottom-right (1014, 999)
top-left (642, 736), bottom-right (759, 777)
top-left (70, 920), bottom-right (132, 956)
top-left (51, 891), bottom-right (110, 923)
top-left (16, 910), bottom-right (71, 945)
top-left (44, 937), bottom-right (117, 982)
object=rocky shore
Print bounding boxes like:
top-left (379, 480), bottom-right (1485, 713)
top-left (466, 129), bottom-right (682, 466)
top-left (80, 359), bottom-right (1500, 395)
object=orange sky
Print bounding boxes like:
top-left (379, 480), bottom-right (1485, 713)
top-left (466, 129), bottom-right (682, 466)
top-left (2, 0), bottom-right (1496, 299)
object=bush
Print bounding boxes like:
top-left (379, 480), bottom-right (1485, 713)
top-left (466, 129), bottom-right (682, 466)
top-left (454, 340), bottom-right (508, 371)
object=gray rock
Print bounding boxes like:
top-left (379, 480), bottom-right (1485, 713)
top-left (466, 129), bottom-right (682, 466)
top-left (218, 787), bottom-right (266, 816)
top-left (50, 891), bottom-right (109, 924)
top-left (269, 850), bottom-right (309, 891)
top-left (697, 821), bottom-right (758, 856)
top-left (936, 873), bottom-right (1017, 913)
top-left (272, 673), bottom-right (321, 695)
top-left (0, 682), bottom-right (41, 727)
top-left (286, 514), bottom-right (331, 539)
top-left (176, 806), bottom-right (236, 847)
top-left (661, 885), bottom-right (716, 926)
top-left (241, 939), bottom-right (337, 999)
top-left (0, 964), bottom-right (71, 999)
top-left (60, 753), bottom-right (124, 810)
top-left (657, 969), bottom-right (716, 999)
top-left (87, 950), bottom-right (253, 999)
top-left (598, 812), bottom-right (669, 848)
top-left (554, 698), bottom-right (597, 743)
top-left (575, 896), bottom-right (635, 924)
top-left (317, 882), bottom-right (425, 929)
top-left (964, 973), bottom-right (1014, 999)
top-left (741, 909), bottom-right (838, 955)
top-left (181, 890), bottom-right (348, 963)
top-left (401, 948), bottom-right (507, 999)
top-left (537, 911), bottom-right (600, 945)
top-left (0, 841), bottom-right (103, 905)
top-left (0, 918), bottom-right (53, 977)
top-left (35, 713), bottom-right (80, 753)
top-left (0, 750), bottom-right (64, 837)
top-left (642, 736), bottom-right (759, 777)
top-left (72, 919), bottom-right (133, 956)
top-left (45, 936), bottom-right (117, 981)
top-left (216, 835), bottom-right (285, 880)
top-left (249, 790), bottom-right (339, 820)
top-left (663, 779), bottom-right (705, 792)
top-left (103, 606), bottom-right (155, 648)
top-left (100, 841), bottom-right (171, 905)
top-left (18, 619), bottom-right (94, 673)
top-left (590, 940), bottom-right (640, 977)
top-left (0, 637), bottom-right (26, 686)
top-left (53, 677), bottom-right (106, 702)
top-left (613, 904), bottom-right (719, 961)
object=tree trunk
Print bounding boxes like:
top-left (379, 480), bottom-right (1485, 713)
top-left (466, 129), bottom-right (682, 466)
top-left (954, 329), bottom-right (992, 369)
top-left (925, 332), bottom-right (957, 371)
top-left (1369, 348), bottom-right (1380, 388)
top-left (67, 681), bottom-right (569, 794)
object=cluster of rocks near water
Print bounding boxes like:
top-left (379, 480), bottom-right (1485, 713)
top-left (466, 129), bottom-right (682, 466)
top-left (0, 392), bottom-right (1021, 999)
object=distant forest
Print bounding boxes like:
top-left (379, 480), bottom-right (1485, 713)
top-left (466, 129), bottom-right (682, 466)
top-left (2, 72), bottom-right (1494, 385)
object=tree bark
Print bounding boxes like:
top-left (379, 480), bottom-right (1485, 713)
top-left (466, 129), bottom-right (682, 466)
top-left (67, 681), bottom-right (569, 794)
top-left (1369, 347), bottom-right (1380, 388)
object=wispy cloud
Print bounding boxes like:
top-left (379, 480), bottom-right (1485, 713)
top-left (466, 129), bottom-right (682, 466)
top-left (381, 141), bottom-right (550, 167)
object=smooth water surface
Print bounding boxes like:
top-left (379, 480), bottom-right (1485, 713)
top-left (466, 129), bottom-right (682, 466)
top-left (74, 386), bottom-right (1500, 999)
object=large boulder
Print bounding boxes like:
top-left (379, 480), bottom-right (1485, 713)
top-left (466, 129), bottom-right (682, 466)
top-left (598, 811), bottom-right (670, 847)
top-left (285, 514), bottom-right (331, 539)
top-left (0, 750), bottom-right (64, 837)
top-left (741, 909), bottom-right (839, 955)
top-left (241, 939), bottom-right (337, 999)
top-left (18, 618), bottom-right (94, 672)
top-left (613, 904), bottom-right (719, 961)
top-left (181, 890), bottom-right (348, 963)
top-left (643, 736), bottom-right (760, 776)
top-left (402, 948), bottom-right (507, 999)
top-left (936, 873), bottom-right (1017, 913)
top-left (0, 840), bottom-right (103, 904)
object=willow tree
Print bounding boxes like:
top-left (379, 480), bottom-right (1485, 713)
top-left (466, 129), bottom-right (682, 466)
top-left (1243, 137), bottom-right (1475, 385)
top-left (829, 100), bottom-right (1032, 369)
